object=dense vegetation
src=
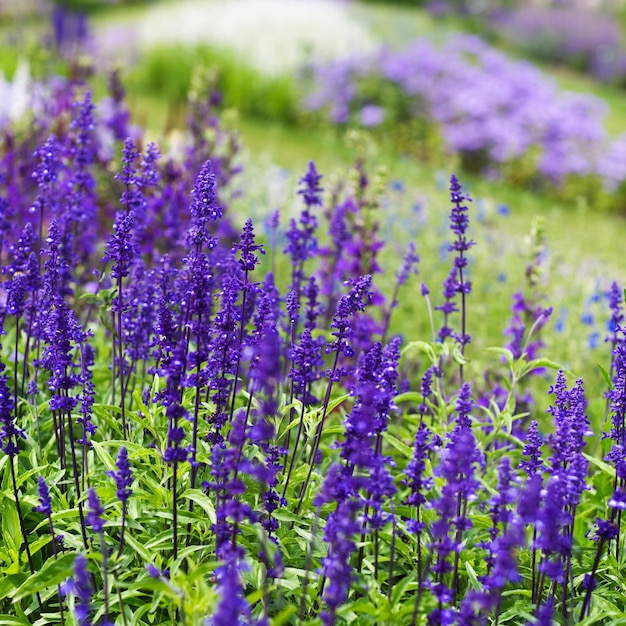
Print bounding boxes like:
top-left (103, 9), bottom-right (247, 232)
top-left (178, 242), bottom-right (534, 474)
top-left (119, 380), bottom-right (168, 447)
top-left (1, 2), bottom-right (626, 625)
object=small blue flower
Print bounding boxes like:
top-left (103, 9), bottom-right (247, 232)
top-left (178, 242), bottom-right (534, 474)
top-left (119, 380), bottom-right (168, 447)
top-left (581, 311), bottom-right (594, 326)
top-left (475, 198), bottom-right (486, 223)
top-left (555, 308), bottom-right (568, 333)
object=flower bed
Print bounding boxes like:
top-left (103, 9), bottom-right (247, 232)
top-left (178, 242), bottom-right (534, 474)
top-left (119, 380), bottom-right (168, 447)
top-left (0, 73), bottom-right (624, 625)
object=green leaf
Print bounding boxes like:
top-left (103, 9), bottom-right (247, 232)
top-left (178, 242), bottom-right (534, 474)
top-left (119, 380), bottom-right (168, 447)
top-left (11, 553), bottom-right (75, 601)
top-left (273, 509), bottom-right (306, 524)
top-left (522, 358), bottom-right (570, 378)
top-left (270, 605), bottom-right (297, 626)
top-left (325, 393), bottom-right (350, 416)
top-left (393, 391), bottom-right (424, 405)
top-left (91, 440), bottom-right (116, 472)
top-left (402, 340), bottom-right (437, 363)
top-left (0, 575), bottom-right (25, 602)
top-left (452, 344), bottom-right (470, 366)
top-left (465, 562), bottom-right (481, 591)
top-left (382, 432), bottom-right (412, 459)
top-left (484, 346), bottom-right (514, 365)
top-left (322, 425), bottom-right (346, 435)
top-left (0, 616), bottom-right (31, 625)
top-left (125, 532), bottom-right (153, 562)
top-left (390, 574), bottom-right (416, 605)
top-left (598, 363), bottom-right (613, 388)
top-left (98, 309), bottom-right (116, 335)
top-left (584, 453), bottom-right (616, 477)
top-left (2, 500), bottom-right (19, 554)
top-left (502, 409), bottom-right (513, 435)
top-left (180, 489), bottom-right (216, 524)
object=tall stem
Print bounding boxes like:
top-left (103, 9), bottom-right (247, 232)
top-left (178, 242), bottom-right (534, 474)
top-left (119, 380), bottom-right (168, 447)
top-left (65, 405), bottom-right (89, 550)
top-left (228, 276), bottom-right (248, 423)
top-left (172, 462), bottom-right (178, 560)
top-left (117, 504), bottom-right (127, 559)
top-left (295, 352), bottom-right (339, 510)
top-left (458, 257), bottom-right (466, 384)
top-left (281, 395), bottom-right (308, 502)
top-left (116, 275), bottom-right (127, 439)
top-left (98, 529), bottom-right (110, 622)
top-left (9, 456), bottom-right (36, 575)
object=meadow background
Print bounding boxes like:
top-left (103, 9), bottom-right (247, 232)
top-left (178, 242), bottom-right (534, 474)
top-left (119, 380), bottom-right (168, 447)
top-left (2, 0), bottom-right (626, 624)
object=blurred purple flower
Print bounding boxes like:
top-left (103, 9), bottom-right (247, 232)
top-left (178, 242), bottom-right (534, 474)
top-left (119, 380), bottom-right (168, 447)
top-left (359, 104), bottom-right (385, 127)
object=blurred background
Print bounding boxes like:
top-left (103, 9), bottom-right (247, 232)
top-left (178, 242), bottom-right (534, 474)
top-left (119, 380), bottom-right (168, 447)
top-left (2, 0), bottom-right (626, 384)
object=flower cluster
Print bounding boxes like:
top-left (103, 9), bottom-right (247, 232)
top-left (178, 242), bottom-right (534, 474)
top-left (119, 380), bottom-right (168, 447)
top-left (305, 33), bottom-right (620, 188)
top-left (0, 73), bottom-right (623, 626)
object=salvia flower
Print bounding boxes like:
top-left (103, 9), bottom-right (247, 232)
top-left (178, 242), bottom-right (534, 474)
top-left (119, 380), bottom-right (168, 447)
top-left (606, 281), bottom-right (624, 351)
top-left (284, 161), bottom-right (322, 295)
top-left (232, 218), bottom-right (265, 273)
top-left (62, 554), bottom-right (93, 626)
top-left (36, 474), bottom-right (53, 516)
top-left (520, 420), bottom-right (544, 476)
top-left (32, 134), bottom-right (61, 189)
top-left (103, 206), bottom-right (138, 283)
top-left (108, 446), bottom-right (132, 503)
top-left (319, 498), bottom-right (361, 626)
top-left (397, 241), bottom-right (420, 286)
top-left (327, 275), bottom-right (373, 360)
top-left (208, 556), bottom-right (251, 626)
top-left (286, 289), bottom-right (300, 325)
top-left (403, 422), bottom-right (434, 515)
top-left (419, 365), bottom-right (440, 414)
top-left (0, 374), bottom-right (23, 457)
top-left (61, 554), bottom-right (94, 626)
top-left (187, 159), bottom-right (222, 248)
top-left (86, 488), bottom-right (105, 534)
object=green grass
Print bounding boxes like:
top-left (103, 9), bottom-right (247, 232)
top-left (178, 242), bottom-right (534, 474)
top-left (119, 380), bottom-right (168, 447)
top-left (127, 44), bottom-right (298, 123)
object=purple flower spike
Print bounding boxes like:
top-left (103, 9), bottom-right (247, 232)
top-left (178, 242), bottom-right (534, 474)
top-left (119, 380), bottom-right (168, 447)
top-left (86, 488), bottom-right (105, 533)
top-left (608, 488), bottom-right (626, 510)
top-left (210, 557), bottom-right (252, 626)
top-left (606, 282), bottom-right (624, 336)
top-left (327, 275), bottom-right (373, 359)
top-left (531, 596), bottom-right (554, 626)
top-left (286, 290), bottom-right (300, 324)
top-left (589, 518), bottom-right (619, 542)
top-left (108, 446), bottom-right (133, 503)
top-left (285, 161), bottom-right (322, 296)
top-left (62, 554), bottom-right (93, 626)
top-left (0, 375), bottom-right (24, 457)
top-left (191, 160), bottom-right (221, 221)
top-left (146, 563), bottom-right (161, 579)
top-left (448, 175), bottom-right (473, 241)
top-left (298, 160), bottom-right (323, 210)
top-left (103, 207), bottom-right (138, 282)
top-left (520, 420), bottom-right (544, 476)
top-left (232, 218), bottom-right (264, 272)
top-left (187, 160), bottom-right (222, 249)
top-left (36, 475), bottom-right (53, 516)
top-left (32, 135), bottom-right (61, 189)
top-left (397, 242), bottom-right (420, 286)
